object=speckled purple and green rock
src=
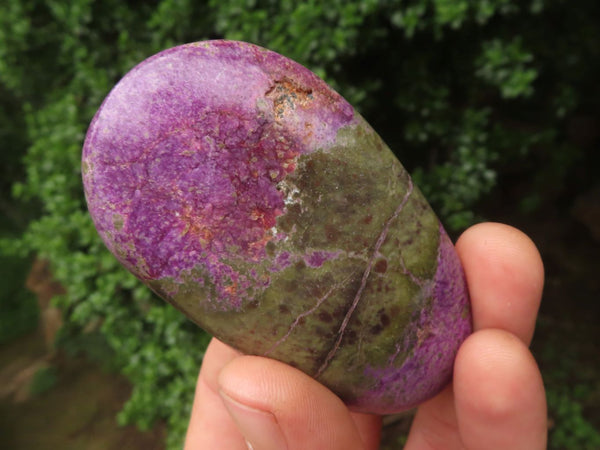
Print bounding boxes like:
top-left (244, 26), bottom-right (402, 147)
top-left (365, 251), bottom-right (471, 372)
top-left (82, 40), bottom-right (472, 414)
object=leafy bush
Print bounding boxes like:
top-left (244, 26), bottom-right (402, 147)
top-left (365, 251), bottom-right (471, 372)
top-left (537, 316), bottom-right (600, 449)
top-left (547, 387), bottom-right (600, 449)
top-left (0, 254), bottom-right (39, 345)
top-left (1, 0), bottom-right (598, 447)
top-left (29, 365), bottom-right (58, 397)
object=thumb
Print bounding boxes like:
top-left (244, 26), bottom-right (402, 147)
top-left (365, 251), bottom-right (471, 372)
top-left (218, 356), bottom-right (381, 450)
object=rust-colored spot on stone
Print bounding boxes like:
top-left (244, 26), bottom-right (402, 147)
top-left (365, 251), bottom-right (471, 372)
top-left (266, 77), bottom-right (313, 120)
top-left (374, 259), bottom-right (388, 274)
top-left (325, 224), bottom-right (339, 243)
top-left (318, 311), bottom-right (333, 323)
top-left (380, 312), bottom-right (391, 327)
top-left (246, 299), bottom-right (259, 309)
top-left (344, 329), bottom-right (358, 345)
top-left (370, 324), bottom-right (383, 335)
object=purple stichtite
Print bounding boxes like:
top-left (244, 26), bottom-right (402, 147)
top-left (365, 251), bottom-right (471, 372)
top-left (82, 40), bottom-right (472, 414)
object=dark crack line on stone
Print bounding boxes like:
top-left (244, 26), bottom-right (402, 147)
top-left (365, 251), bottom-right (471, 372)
top-left (388, 341), bottom-right (404, 365)
top-left (315, 179), bottom-right (415, 379)
top-left (397, 253), bottom-right (427, 287)
top-left (262, 272), bottom-right (356, 357)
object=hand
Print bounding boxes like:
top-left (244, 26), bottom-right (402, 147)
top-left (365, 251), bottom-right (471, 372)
top-left (184, 222), bottom-right (547, 449)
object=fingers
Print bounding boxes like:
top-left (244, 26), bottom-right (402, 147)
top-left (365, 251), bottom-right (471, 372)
top-left (188, 223), bottom-right (546, 449)
top-left (185, 338), bottom-right (381, 449)
top-left (454, 329), bottom-right (547, 450)
top-left (406, 222), bottom-right (546, 449)
top-left (403, 385), bottom-right (463, 449)
top-left (349, 411), bottom-right (383, 450)
top-left (407, 329), bottom-right (548, 449)
top-left (218, 355), bottom-right (382, 450)
top-left (455, 222), bottom-right (544, 345)
top-left (185, 339), bottom-right (246, 449)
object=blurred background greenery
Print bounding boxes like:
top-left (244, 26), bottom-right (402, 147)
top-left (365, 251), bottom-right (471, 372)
top-left (0, 0), bottom-right (598, 448)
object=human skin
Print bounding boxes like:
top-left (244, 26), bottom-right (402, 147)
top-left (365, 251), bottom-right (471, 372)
top-left (185, 222), bottom-right (547, 450)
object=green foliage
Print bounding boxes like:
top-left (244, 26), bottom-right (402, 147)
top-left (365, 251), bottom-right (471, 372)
top-left (0, 254), bottom-right (39, 345)
top-left (29, 365), bottom-right (58, 397)
top-left (413, 108), bottom-right (497, 229)
top-left (477, 37), bottom-right (538, 99)
top-left (1, 0), bottom-right (599, 447)
top-left (547, 388), bottom-right (600, 449)
top-left (537, 316), bottom-right (600, 449)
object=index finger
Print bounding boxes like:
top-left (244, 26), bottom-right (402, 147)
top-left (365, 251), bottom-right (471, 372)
top-left (455, 222), bottom-right (544, 345)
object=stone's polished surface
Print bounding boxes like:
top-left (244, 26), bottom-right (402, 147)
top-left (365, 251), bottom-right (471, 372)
top-left (82, 40), bottom-right (472, 414)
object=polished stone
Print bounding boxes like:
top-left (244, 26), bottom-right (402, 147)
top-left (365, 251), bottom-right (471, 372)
top-left (82, 40), bottom-right (472, 413)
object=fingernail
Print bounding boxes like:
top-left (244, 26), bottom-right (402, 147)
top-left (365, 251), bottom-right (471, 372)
top-left (219, 390), bottom-right (288, 450)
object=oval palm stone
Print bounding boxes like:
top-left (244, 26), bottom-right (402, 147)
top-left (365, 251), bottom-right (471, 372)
top-left (82, 40), bottom-right (471, 414)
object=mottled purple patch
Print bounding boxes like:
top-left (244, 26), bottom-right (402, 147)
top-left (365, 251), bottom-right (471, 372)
top-left (304, 250), bottom-right (341, 268)
top-left (359, 224), bottom-right (471, 413)
top-left (271, 251), bottom-right (293, 271)
top-left (82, 41), bottom-right (355, 308)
